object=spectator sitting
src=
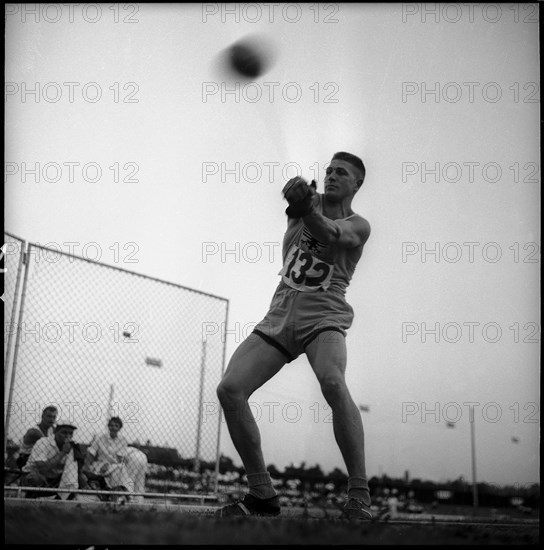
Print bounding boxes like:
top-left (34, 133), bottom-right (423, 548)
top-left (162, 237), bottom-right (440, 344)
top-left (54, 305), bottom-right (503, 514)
top-left (84, 417), bottom-right (135, 495)
top-left (16, 406), bottom-right (58, 469)
top-left (22, 418), bottom-right (89, 499)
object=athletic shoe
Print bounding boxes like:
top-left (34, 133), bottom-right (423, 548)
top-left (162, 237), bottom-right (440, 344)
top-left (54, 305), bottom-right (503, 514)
top-left (339, 497), bottom-right (373, 521)
top-left (216, 494), bottom-right (281, 517)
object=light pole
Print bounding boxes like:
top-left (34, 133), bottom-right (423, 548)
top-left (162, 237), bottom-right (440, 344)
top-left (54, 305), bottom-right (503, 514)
top-left (469, 405), bottom-right (478, 509)
top-left (446, 412), bottom-right (477, 509)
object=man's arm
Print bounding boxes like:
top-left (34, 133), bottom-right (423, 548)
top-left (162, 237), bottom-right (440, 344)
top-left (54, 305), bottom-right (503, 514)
top-left (282, 178), bottom-right (371, 248)
top-left (83, 436), bottom-right (100, 473)
top-left (83, 448), bottom-right (107, 476)
top-left (30, 440), bottom-right (72, 475)
top-left (83, 450), bottom-right (95, 472)
top-left (22, 427), bottom-right (43, 447)
top-left (303, 210), bottom-right (371, 249)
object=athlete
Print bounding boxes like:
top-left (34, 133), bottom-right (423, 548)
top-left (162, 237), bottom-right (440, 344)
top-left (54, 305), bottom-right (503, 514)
top-left (216, 152), bottom-right (372, 520)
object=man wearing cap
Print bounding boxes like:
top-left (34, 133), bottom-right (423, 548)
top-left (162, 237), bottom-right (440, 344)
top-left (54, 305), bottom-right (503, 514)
top-left (23, 419), bottom-right (89, 498)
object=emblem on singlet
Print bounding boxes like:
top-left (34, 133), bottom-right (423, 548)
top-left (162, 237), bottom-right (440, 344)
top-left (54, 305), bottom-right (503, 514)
top-left (300, 227), bottom-right (327, 256)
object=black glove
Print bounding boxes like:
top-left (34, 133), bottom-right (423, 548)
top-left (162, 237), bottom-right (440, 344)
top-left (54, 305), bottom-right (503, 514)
top-left (284, 179), bottom-right (317, 218)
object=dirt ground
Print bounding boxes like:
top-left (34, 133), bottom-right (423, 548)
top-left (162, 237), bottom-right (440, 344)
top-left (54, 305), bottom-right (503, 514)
top-left (4, 501), bottom-right (539, 545)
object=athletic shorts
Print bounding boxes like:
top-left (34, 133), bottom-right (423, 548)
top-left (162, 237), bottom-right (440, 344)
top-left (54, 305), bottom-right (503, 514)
top-left (251, 281), bottom-right (354, 362)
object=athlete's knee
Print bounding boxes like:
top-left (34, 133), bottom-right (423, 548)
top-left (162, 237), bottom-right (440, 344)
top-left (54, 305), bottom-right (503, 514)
top-left (216, 379), bottom-right (246, 406)
top-left (216, 380), bottom-right (230, 403)
top-left (319, 375), bottom-right (348, 405)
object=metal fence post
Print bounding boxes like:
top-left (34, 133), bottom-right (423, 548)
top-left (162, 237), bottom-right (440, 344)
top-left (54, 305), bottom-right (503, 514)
top-left (4, 244), bottom-right (32, 455)
top-left (194, 340), bottom-right (207, 474)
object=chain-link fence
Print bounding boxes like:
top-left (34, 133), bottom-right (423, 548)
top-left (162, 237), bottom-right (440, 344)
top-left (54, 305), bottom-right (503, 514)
top-left (4, 235), bottom-right (229, 491)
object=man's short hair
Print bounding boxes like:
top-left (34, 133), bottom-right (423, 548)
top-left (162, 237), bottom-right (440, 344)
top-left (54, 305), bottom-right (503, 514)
top-left (42, 406), bottom-right (58, 415)
top-left (332, 151), bottom-right (366, 187)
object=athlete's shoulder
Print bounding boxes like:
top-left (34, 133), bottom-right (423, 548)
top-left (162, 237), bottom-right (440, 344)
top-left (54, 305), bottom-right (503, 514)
top-left (348, 213), bottom-right (371, 246)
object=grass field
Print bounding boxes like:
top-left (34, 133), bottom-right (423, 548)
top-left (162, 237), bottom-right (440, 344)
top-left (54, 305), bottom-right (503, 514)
top-left (4, 500), bottom-right (539, 545)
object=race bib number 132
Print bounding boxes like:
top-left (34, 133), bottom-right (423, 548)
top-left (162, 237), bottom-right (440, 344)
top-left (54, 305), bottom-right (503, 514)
top-left (279, 245), bottom-right (334, 292)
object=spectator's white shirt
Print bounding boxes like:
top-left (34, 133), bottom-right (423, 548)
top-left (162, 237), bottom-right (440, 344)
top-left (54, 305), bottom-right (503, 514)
top-left (23, 435), bottom-right (67, 477)
top-left (19, 425), bottom-right (53, 456)
top-left (23, 434), bottom-right (79, 495)
top-left (88, 433), bottom-right (134, 491)
top-left (87, 433), bottom-right (129, 467)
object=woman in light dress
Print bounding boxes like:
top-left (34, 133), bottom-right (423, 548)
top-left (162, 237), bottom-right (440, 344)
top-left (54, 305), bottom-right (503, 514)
top-left (85, 416), bottom-right (147, 501)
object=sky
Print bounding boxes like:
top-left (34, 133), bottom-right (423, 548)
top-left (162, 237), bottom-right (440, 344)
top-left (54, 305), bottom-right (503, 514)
top-left (4, 3), bottom-right (540, 487)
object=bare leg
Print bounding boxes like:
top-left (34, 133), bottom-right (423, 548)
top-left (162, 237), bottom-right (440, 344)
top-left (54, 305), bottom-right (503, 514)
top-left (216, 334), bottom-right (287, 475)
top-left (305, 331), bottom-right (367, 480)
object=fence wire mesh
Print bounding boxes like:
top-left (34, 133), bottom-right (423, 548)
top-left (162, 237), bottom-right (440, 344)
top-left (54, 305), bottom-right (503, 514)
top-left (4, 238), bottom-right (228, 483)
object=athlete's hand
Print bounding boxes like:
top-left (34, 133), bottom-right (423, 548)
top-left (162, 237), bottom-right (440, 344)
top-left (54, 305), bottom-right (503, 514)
top-left (282, 178), bottom-right (317, 218)
top-left (282, 177), bottom-right (309, 204)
